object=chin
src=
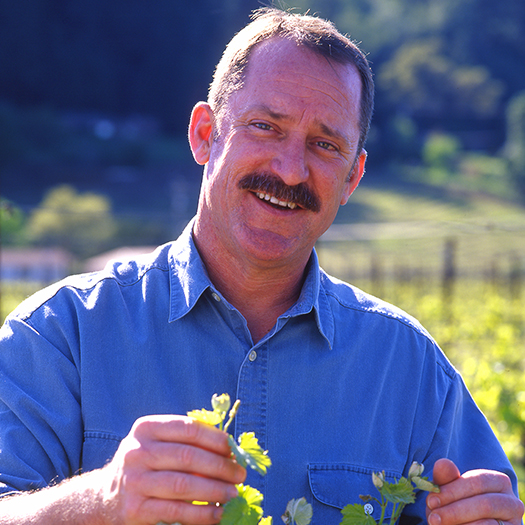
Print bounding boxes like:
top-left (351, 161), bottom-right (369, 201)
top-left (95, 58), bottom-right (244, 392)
top-left (238, 227), bottom-right (309, 264)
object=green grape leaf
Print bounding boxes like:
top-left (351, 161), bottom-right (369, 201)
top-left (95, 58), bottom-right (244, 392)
top-left (220, 484), bottom-right (264, 525)
top-left (281, 497), bottom-right (313, 525)
top-left (412, 475), bottom-right (440, 493)
top-left (228, 432), bottom-right (272, 476)
top-left (380, 477), bottom-right (416, 505)
top-left (340, 503), bottom-right (377, 525)
top-left (187, 408), bottom-right (223, 426)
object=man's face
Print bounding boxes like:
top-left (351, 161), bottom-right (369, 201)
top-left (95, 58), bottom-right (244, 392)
top-left (191, 37), bottom-right (366, 268)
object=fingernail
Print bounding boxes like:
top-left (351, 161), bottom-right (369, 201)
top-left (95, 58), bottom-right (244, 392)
top-left (429, 512), bottom-right (441, 525)
top-left (228, 485), bottom-right (239, 499)
top-left (427, 495), bottom-right (441, 510)
top-left (214, 506), bottom-right (224, 521)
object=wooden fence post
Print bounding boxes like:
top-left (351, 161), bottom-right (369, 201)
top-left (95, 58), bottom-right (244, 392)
top-left (510, 253), bottom-right (522, 300)
top-left (442, 238), bottom-right (457, 304)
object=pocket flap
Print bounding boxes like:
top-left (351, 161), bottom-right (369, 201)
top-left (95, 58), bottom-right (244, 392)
top-left (308, 463), bottom-right (401, 521)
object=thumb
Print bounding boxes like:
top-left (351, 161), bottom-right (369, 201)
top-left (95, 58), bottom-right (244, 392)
top-left (426, 459), bottom-right (462, 521)
top-left (432, 458), bottom-right (461, 486)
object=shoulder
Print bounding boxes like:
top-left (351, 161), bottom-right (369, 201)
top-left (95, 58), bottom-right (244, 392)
top-left (319, 269), bottom-right (457, 379)
top-left (7, 243), bottom-right (173, 323)
top-left (320, 270), bottom-right (427, 332)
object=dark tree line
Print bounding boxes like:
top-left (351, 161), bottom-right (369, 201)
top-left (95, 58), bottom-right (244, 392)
top-left (0, 1), bottom-right (261, 135)
top-left (3, 0), bottom-right (524, 138)
top-left (1, 0), bottom-right (525, 205)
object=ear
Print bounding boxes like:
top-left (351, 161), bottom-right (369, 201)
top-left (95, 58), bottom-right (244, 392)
top-left (340, 149), bottom-right (367, 205)
top-left (188, 102), bottom-right (215, 165)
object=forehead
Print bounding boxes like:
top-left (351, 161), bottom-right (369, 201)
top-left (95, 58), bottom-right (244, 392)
top-left (236, 37), bottom-right (362, 129)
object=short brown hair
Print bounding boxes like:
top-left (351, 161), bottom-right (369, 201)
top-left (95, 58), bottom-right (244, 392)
top-left (208, 7), bottom-right (374, 155)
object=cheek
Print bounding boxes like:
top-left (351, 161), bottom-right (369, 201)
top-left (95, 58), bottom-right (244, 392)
top-left (319, 171), bottom-right (349, 202)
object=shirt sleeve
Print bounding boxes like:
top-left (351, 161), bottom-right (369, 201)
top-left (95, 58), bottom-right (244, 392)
top-left (407, 352), bottom-right (519, 518)
top-left (0, 310), bottom-right (83, 495)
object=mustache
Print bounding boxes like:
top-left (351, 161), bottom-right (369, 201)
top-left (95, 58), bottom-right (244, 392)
top-left (238, 173), bottom-right (320, 213)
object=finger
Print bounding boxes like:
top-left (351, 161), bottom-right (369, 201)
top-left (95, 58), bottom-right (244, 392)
top-left (131, 441), bottom-right (246, 483)
top-left (427, 491), bottom-right (524, 525)
top-left (428, 469), bottom-right (514, 509)
top-left (132, 469), bottom-right (239, 503)
top-left (432, 458), bottom-right (461, 486)
top-left (132, 497), bottom-right (224, 525)
top-left (133, 416), bottom-right (233, 457)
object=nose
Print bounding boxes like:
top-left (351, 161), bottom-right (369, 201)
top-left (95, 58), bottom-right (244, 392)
top-left (269, 136), bottom-right (309, 186)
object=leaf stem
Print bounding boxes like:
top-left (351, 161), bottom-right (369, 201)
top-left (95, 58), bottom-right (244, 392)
top-left (389, 502), bottom-right (398, 525)
top-left (378, 494), bottom-right (387, 525)
top-left (223, 399), bottom-right (241, 433)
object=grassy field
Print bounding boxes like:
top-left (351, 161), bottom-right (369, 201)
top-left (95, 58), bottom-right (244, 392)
top-left (321, 177), bottom-right (525, 281)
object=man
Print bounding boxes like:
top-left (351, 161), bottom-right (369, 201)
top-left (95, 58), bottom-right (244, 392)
top-left (0, 8), bottom-right (523, 525)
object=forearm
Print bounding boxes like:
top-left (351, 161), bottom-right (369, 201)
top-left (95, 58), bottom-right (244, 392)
top-left (0, 470), bottom-right (110, 525)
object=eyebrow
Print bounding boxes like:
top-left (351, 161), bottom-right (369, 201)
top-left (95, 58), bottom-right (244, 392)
top-left (244, 103), bottom-right (353, 150)
top-left (246, 104), bottom-right (288, 122)
top-left (318, 122), bottom-right (352, 149)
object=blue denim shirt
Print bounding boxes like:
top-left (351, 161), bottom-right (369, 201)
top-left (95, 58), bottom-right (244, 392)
top-left (0, 221), bottom-right (517, 523)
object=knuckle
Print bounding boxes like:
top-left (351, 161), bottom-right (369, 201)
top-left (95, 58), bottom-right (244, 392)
top-left (130, 415), bottom-right (147, 433)
top-left (121, 439), bottom-right (151, 468)
top-left (499, 473), bottom-right (513, 492)
top-left (163, 499), bottom-right (193, 524)
top-left (177, 443), bottom-right (198, 469)
top-left (181, 417), bottom-right (202, 442)
top-left (214, 455), bottom-right (237, 482)
top-left (170, 472), bottom-right (191, 497)
top-left (120, 467), bottom-right (142, 493)
top-left (518, 498), bottom-right (525, 518)
top-left (119, 492), bottom-right (149, 523)
top-left (214, 455), bottom-right (229, 477)
top-left (477, 496), bottom-right (497, 516)
top-left (510, 494), bottom-right (525, 520)
top-left (132, 415), bottom-right (155, 438)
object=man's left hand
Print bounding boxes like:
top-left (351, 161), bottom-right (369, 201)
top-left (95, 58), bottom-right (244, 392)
top-left (426, 458), bottom-right (524, 525)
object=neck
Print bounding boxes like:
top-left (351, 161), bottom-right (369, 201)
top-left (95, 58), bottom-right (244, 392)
top-left (192, 224), bottom-right (310, 344)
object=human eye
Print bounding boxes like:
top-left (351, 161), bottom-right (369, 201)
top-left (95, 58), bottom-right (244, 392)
top-left (251, 121), bottom-right (274, 131)
top-left (316, 140), bottom-right (338, 152)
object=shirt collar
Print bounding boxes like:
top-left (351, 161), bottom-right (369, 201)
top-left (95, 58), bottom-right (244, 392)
top-left (167, 219), bottom-right (334, 348)
top-left (279, 249), bottom-right (335, 349)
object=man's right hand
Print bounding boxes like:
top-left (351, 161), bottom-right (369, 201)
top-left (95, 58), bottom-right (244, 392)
top-left (100, 415), bottom-right (246, 525)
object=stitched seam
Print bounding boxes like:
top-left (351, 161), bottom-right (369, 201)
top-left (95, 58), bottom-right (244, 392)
top-left (21, 265), bottom-right (169, 323)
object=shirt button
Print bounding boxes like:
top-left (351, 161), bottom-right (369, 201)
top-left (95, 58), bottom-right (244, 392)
top-left (211, 292), bottom-right (221, 302)
top-left (248, 350), bottom-right (257, 362)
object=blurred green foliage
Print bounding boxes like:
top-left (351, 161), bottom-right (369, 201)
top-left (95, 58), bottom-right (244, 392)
top-left (26, 185), bottom-right (117, 258)
top-left (0, 199), bottom-right (26, 245)
top-left (368, 279), bottom-right (525, 497)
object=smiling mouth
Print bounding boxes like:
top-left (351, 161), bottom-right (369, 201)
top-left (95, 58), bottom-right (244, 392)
top-left (239, 173), bottom-right (320, 213)
top-left (255, 191), bottom-right (298, 210)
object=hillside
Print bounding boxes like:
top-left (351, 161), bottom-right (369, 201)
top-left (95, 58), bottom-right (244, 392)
top-left (319, 172), bottom-right (525, 283)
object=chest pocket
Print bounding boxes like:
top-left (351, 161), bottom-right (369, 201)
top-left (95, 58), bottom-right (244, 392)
top-left (82, 431), bottom-right (122, 472)
top-left (308, 463), bottom-right (400, 524)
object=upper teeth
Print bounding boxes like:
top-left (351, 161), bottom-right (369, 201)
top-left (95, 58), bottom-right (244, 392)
top-left (256, 192), bottom-right (297, 210)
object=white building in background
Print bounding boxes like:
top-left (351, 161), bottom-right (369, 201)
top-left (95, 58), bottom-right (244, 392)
top-left (83, 246), bottom-right (158, 273)
top-left (0, 247), bottom-right (74, 283)
top-left (0, 246), bottom-right (159, 284)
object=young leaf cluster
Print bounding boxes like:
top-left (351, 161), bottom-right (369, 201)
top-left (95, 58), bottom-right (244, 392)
top-left (340, 462), bottom-right (440, 525)
top-left (186, 393), bottom-right (311, 525)
top-left (164, 395), bottom-right (439, 525)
